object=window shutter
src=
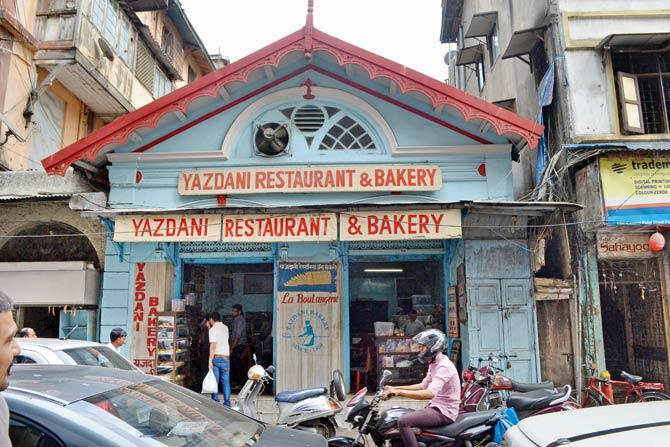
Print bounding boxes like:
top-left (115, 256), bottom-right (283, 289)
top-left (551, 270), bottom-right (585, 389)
top-left (617, 71), bottom-right (644, 134)
top-left (136, 41), bottom-right (155, 93)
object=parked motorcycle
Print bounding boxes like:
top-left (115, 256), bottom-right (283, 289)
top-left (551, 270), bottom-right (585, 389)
top-left (461, 355), bottom-right (555, 412)
top-left (328, 370), bottom-right (502, 447)
top-left (235, 355), bottom-right (346, 438)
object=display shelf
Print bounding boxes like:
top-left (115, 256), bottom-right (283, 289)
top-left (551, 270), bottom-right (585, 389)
top-left (375, 335), bottom-right (426, 385)
top-left (156, 312), bottom-right (191, 386)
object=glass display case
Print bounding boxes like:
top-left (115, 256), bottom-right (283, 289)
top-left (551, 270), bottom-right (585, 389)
top-left (156, 312), bottom-right (190, 385)
top-left (375, 336), bottom-right (426, 385)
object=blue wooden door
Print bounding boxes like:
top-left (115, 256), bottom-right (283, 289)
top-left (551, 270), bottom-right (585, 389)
top-left (465, 241), bottom-right (537, 382)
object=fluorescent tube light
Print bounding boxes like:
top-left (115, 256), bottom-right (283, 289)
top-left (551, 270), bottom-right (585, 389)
top-left (364, 268), bottom-right (404, 273)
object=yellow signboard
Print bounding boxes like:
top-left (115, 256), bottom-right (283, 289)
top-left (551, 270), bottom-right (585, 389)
top-left (599, 155), bottom-right (670, 211)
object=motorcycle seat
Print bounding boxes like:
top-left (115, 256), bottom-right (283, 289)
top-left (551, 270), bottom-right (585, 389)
top-left (275, 387), bottom-right (328, 403)
top-left (424, 409), bottom-right (498, 438)
top-left (507, 387), bottom-right (565, 411)
top-left (621, 371), bottom-right (642, 383)
top-left (510, 379), bottom-right (555, 393)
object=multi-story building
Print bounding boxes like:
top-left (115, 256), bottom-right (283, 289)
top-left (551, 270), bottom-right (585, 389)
top-left (0, 0), bottom-right (213, 339)
top-left (442, 0), bottom-right (670, 389)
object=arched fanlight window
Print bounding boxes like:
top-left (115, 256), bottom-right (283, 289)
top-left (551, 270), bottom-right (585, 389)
top-left (319, 114), bottom-right (377, 150)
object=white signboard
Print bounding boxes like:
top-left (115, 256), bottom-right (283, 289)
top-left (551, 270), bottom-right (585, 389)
top-left (340, 209), bottom-right (461, 241)
top-left (114, 214), bottom-right (222, 242)
top-left (222, 213), bottom-right (337, 242)
top-left (597, 232), bottom-right (654, 259)
top-left (178, 165), bottom-right (442, 195)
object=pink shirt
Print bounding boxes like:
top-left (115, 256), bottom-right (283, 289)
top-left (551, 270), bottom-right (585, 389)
top-left (420, 352), bottom-right (461, 421)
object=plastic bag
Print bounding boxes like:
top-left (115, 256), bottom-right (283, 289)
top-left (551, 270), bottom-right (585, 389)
top-left (201, 369), bottom-right (217, 394)
top-left (493, 407), bottom-right (519, 444)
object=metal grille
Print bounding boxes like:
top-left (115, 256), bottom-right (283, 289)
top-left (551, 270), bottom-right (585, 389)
top-left (292, 105), bottom-right (326, 133)
top-left (638, 77), bottom-right (665, 134)
top-left (319, 115), bottom-right (376, 150)
top-left (135, 40), bottom-right (155, 93)
top-left (347, 240), bottom-right (444, 253)
top-left (179, 242), bottom-right (273, 255)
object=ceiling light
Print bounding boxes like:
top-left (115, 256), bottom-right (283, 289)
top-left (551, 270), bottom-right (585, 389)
top-left (364, 268), bottom-right (404, 273)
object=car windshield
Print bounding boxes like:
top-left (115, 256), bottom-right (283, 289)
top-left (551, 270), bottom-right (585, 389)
top-left (56, 346), bottom-right (135, 371)
top-left (69, 379), bottom-right (263, 446)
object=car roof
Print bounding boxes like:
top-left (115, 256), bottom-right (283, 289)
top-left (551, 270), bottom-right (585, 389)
top-left (8, 365), bottom-right (155, 405)
top-left (516, 401), bottom-right (670, 445)
top-left (16, 338), bottom-right (105, 350)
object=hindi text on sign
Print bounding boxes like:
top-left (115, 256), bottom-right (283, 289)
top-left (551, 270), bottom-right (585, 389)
top-left (178, 165), bottom-right (442, 195)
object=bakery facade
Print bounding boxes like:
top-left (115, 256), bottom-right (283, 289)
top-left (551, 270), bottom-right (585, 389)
top-left (42, 11), bottom-right (557, 392)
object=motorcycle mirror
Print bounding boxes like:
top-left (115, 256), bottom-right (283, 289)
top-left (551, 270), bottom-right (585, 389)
top-left (266, 365), bottom-right (275, 375)
top-left (380, 369), bottom-right (392, 386)
top-left (253, 353), bottom-right (257, 364)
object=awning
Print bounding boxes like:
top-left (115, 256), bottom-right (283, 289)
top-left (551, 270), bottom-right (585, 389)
top-left (597, 33), bottom-right (670, 50)
top-left (456, 44), bottom-right (484, 66)
top-left (564, 142), bottom-right (670, 151)
top-left (465, 11), bottom-right (497, 38)
top-left (502, 26), bottom-right (547, 60)
top-left (0, 262), bottom-right (100, 306)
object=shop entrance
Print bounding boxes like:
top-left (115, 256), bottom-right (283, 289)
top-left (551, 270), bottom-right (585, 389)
top-left (182, 263), bottom-right (274, 392)
top-left (348, 259), bottom-right (445, 392)
top-left (599, 259), bottom-right (670, 387)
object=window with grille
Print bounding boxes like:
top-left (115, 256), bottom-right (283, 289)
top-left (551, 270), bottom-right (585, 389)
top-left (319, 114), bottom-right (377, 150)
top-left (89, 0), bottom-right (134, 68)
top-left (612, 50), bottom-right (670, 134)
top-left (153, 67), bottom-right (172, 98)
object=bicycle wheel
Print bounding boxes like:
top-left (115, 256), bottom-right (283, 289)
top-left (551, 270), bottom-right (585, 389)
top-left (635, 391), bottom-right (670, 402)
top-left (582, 390), bottom-right (603, 407)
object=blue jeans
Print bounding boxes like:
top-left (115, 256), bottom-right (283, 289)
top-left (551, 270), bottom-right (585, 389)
top-left (211, 357), bottom-right (231, 407)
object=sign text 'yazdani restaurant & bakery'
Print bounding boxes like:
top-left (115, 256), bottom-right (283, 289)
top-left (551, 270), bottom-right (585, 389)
top-left (177, 164), bottom-right (442, 194)
top-left (113, 210), bottom-right (461, 242)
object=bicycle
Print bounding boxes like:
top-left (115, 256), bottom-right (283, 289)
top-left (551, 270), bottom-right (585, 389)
top-left (581, 360), bottom-right (670, 406)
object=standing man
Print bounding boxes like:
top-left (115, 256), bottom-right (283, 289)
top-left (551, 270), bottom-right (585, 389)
top-left (230, 304), bottom-right (247, 386)
top-left (208, 312), bottom-right (231, 407)
top-left (402, 309), bottom-right (425, 337)
top-left (196, 313), bottom-right (210, 382)
top-left (0, 290), bottom-right (22, 447)
top-left (107, 328), bottom-right (127, 354)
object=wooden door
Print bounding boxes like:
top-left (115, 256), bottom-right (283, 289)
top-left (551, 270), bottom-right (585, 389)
top-left (501, 279), bottom-right (537, 382)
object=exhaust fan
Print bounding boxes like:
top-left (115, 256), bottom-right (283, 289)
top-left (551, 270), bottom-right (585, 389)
top-left (254, 122), bottom-right (289, 156)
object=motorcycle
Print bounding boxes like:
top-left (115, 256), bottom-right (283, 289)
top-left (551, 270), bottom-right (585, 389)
top-left (461, 355), bottom-right (555, 412)
top-left (328, 369), bottom-right (502, 447)
top-left (235, 355), bottom-right (346, 438)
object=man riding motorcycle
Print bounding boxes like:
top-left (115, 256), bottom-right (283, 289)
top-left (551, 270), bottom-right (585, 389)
top-left (382, 329), bottom-right (460, 447)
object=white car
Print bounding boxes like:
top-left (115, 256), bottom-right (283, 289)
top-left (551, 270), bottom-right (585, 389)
top-left (503, 401), bottom-right (670, 446)
top-left (14, 338), bottom-right (143, 373)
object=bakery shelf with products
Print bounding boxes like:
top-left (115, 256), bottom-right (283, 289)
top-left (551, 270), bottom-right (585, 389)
top-left (375, 335), bottom-right (427, 385)
top-left (156, 312), bottom-right (190, 386)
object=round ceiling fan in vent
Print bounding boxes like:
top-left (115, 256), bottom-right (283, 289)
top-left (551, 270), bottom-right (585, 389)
top-left (254, 122), bottom-right (290, 156)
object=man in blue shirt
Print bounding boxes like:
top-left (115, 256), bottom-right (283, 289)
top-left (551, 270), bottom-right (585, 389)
top-left (231, 304), bottom-right (247, 386)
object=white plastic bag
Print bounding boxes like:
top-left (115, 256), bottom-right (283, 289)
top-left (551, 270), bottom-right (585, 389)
top-left (201, 369), bottom-right (217, 394)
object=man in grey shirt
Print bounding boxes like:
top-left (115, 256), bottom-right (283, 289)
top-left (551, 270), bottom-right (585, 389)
top-left (402, 309), bottom-right (425, 337)
top-left (0, 290), bottom-right (21, 447)
top-left (231, 304), bottom-right (247, 386)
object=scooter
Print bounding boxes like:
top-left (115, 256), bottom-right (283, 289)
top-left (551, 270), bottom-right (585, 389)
top-left (235, 355), bottom-right (346, 438)
top-left (329, 370), bottom-right (502, 447)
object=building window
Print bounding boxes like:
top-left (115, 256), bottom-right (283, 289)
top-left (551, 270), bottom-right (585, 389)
top-left (476, 55), bottom-right (486, 91)
top-left (161, 26), bottom-right (174, 62)
top-left (612, 50), bottom-right (670, 134)
top-left (135, 40), bottom-right (155, 93)
top-left (89, 0), bottom-right (134, 67)
top-left (319, 115), bottom-right (377, 150)
top-left (153, 67), bottom-right (172, 98)
top-left (487, 23), bottom-right (499, 65)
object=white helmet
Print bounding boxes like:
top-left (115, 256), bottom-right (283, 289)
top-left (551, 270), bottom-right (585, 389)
top-left (413, 329), bottom-right (446, 363)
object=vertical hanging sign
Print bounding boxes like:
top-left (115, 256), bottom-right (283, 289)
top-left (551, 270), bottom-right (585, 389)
top-left (130, 262), bottom-right (170, 374)
top-left (277, 263), bottom-right (342, 391)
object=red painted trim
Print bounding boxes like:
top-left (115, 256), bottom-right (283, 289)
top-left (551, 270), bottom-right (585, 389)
top-left (308, 65), bottom-right (491, 145)
top-left (42, 23), bottom-right (543, 174)
top-left (133, 66), bottom-right (312, 153)
top-left (131, 65), bottom-right (491, 154)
